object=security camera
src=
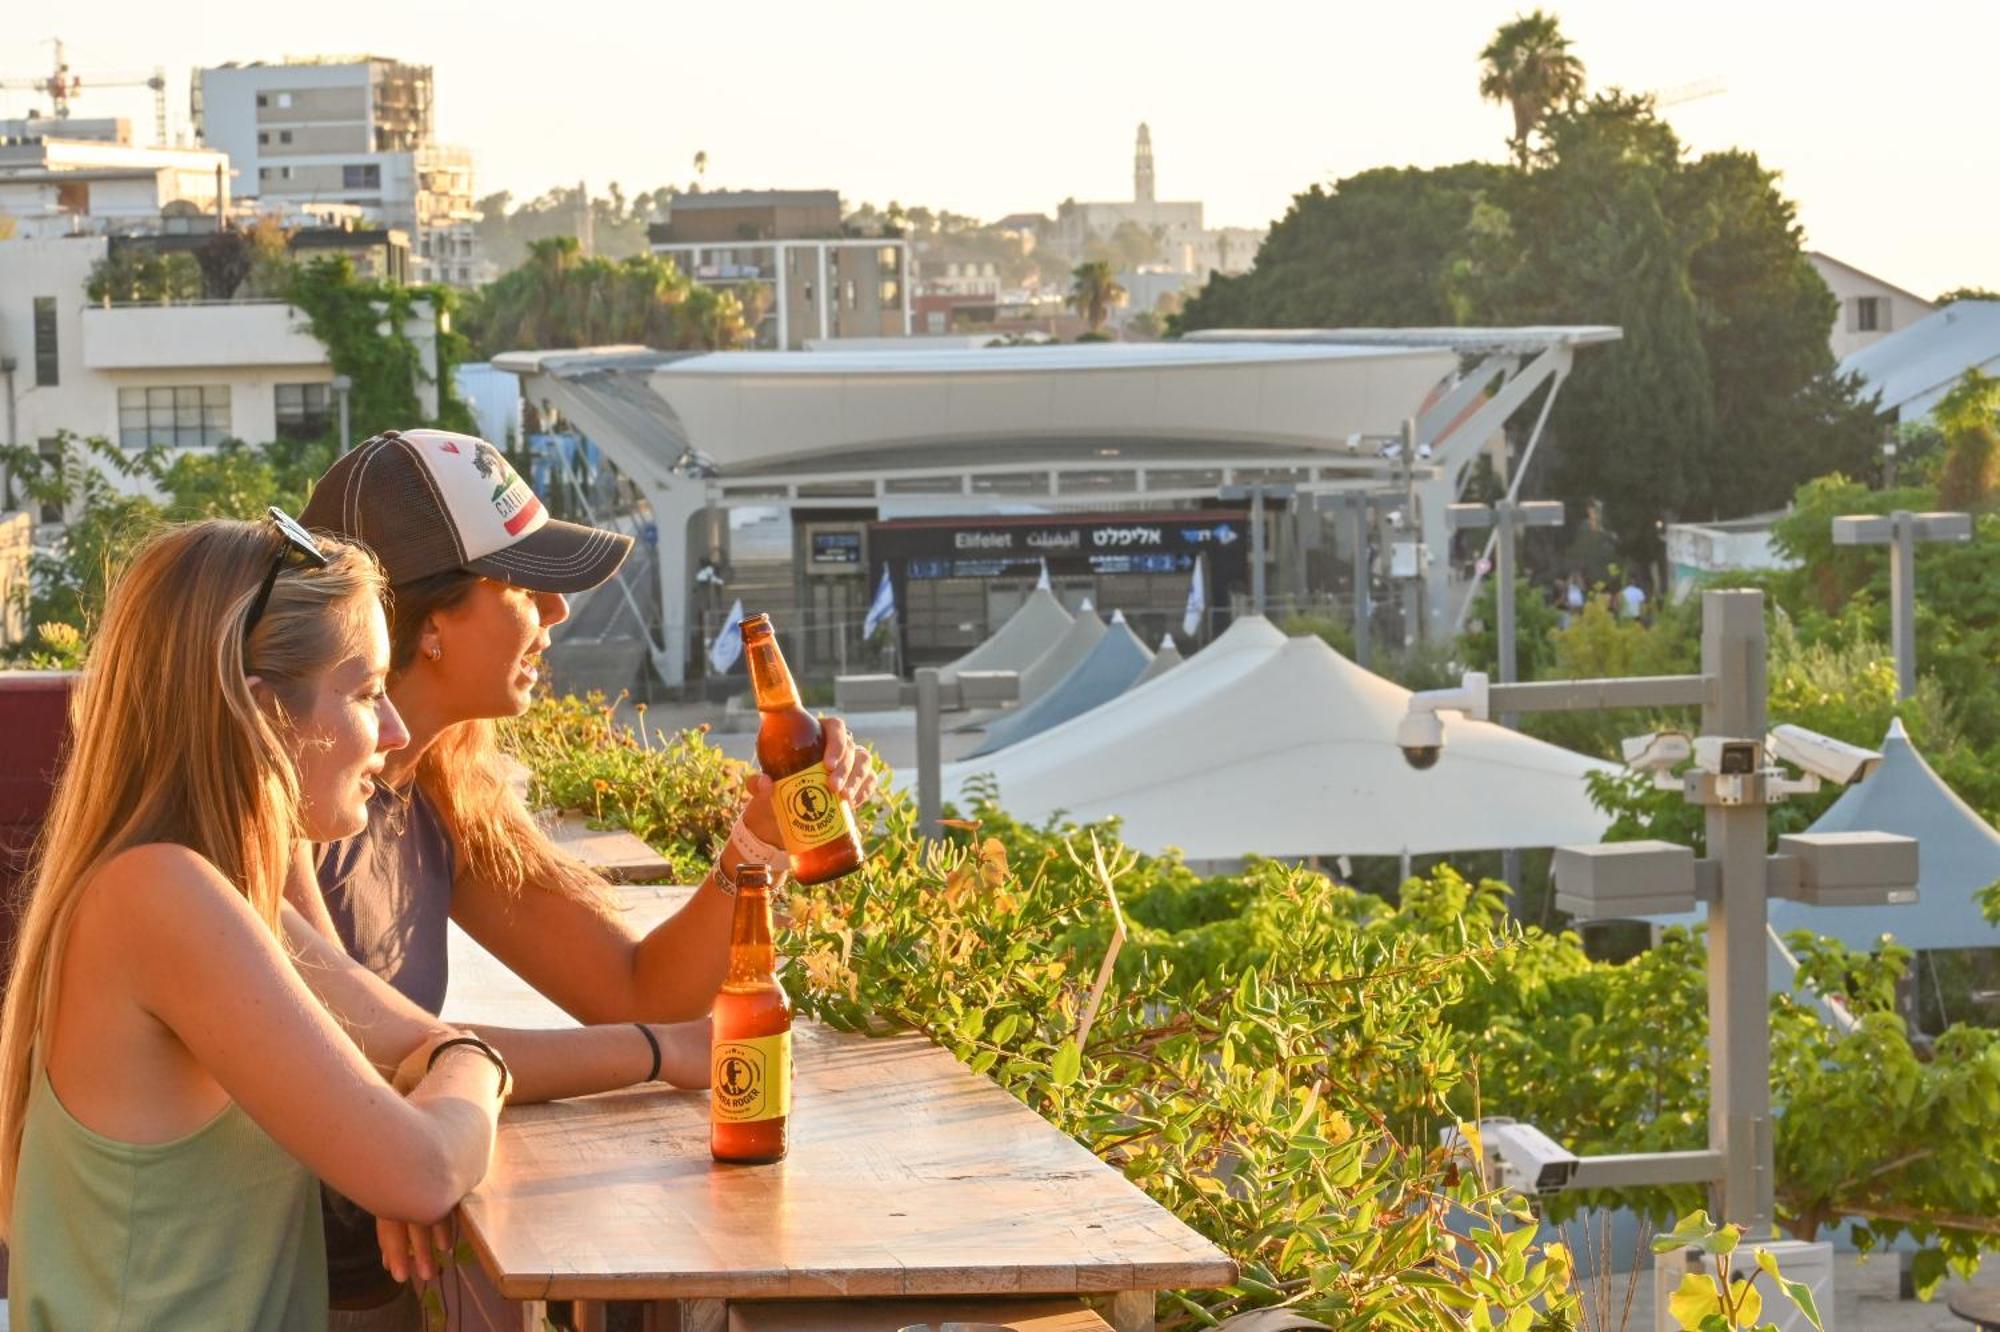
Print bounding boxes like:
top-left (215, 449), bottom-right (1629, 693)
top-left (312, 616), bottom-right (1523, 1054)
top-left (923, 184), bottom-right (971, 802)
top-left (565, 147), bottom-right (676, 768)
top-left (1766, 723), bottom-right (1883, 788)
top-left (1692, 736), bottom-right (1762, 776)
top-left (1399, 673), bottom-right (1491, 770)
top-left (1621, 730), bottom-right (1692, 781)
top-left (1439, 1117), bottom-right (1579, 1196)
top-left (1397, 710), bottom-right (1444, 769)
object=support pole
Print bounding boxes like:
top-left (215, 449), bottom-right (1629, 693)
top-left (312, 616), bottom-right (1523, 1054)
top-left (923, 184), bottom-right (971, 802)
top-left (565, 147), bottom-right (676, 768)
top-left (1350, 498), bottom-right (1372, 670)
top-left (1702, 590), bottom-right (1773, 1230)
top-left (1249, 486), bottom-right (1266, 616)
top-left (1496, 500), bottom-right (1521, 901)
top-left (915, 666), bottom-right (942, 839)
top-left (1891, 512), bottom-right (1917, 702)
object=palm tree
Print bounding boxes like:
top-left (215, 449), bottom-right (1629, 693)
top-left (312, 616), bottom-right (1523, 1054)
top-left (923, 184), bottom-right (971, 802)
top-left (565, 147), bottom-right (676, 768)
top-left (1068, 261), bottom-right (1126, 336)
top-left (1478, 10), bottom-right (1586, 157)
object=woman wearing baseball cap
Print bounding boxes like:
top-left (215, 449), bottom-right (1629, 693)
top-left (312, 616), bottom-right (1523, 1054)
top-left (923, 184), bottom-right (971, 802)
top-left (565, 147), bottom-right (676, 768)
top-left (296, 429), bottom-right (876, 1323)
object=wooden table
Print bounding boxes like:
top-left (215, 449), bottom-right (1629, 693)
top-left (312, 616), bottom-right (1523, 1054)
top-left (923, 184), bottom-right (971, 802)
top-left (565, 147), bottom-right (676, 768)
top-left (1950, 1288), bottom-right (2000, 1330)
top-left (444, 890), bottom-right (1235, 1332)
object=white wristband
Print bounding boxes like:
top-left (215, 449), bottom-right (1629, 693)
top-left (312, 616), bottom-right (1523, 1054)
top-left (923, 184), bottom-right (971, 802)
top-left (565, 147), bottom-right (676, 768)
top-left (714, 817), bottom-right (788, 895)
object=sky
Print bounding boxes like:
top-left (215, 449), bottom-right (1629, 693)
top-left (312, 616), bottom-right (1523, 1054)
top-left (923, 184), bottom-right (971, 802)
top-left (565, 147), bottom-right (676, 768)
top-left (5, 0), bottom-right (1994, 298)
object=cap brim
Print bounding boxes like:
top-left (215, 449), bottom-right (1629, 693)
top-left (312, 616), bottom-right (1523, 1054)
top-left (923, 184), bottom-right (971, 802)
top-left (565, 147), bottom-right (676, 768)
top-left (463, 519), bottom-right (634, 594)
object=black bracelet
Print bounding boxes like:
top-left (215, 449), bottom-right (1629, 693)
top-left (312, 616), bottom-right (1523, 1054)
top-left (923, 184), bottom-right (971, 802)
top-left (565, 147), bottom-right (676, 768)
top-left (427, 1035), bottom-right (511, 1098)
top-left (635, 1023), bottom-right (662, 1083)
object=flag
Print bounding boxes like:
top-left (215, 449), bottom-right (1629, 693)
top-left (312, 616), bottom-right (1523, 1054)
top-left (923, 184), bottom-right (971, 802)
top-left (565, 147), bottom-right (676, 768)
top-left (1036, 558), bottom-right (1052, 591)
top-left (708, 598), bottom-right (746, 675)
top-left (1182, 559), bottom-right (1206, 637)
top-left (862, 565), bottom-right (896, 638)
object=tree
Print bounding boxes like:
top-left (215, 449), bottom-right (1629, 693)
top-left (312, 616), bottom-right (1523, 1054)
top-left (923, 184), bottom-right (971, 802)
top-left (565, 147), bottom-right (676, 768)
top-left (1478, 9), bottom-right (1587, 157)
top-left (462, 237), bottom-right (751, 356)
top-left (1067, 260), bottom-right (1125, 335)
top-left (85, 250), bottom-right (201, 304)
top-left (1936, 287), bottom-right (2000, 306)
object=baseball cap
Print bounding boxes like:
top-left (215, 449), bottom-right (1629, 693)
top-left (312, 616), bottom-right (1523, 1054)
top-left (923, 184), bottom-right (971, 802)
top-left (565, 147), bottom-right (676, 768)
top-left (301, 429), bottom-right (633, 593)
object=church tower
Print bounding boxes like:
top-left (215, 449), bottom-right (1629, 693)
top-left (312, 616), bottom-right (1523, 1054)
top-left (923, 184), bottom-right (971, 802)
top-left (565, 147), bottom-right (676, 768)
top-left (1134, 122), bottom-right (1155, 204)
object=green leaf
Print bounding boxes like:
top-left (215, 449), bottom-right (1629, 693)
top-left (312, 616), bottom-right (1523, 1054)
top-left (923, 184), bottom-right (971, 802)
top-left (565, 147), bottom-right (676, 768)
top-left (1050, 1038), bottom-right (1081, 1088)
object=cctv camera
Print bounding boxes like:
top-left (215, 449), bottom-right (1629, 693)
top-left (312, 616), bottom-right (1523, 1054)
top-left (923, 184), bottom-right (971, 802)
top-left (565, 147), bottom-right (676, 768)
top-left (1765, 723), bottom-right (1883, 788)
top-left (1439, 1118), bottom-right (1579, 1196)
top-left (1621, 730), bottom-right (1692, 775)
top-left (1693, 736), bottom-right (1762, 777)
top-left (1398, 710), bottom-right (1444, 769)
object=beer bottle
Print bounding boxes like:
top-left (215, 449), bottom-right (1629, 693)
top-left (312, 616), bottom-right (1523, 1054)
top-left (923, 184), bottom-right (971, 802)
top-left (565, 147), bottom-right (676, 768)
top-left (741, 613), bottom-right (865, 884)
top-left (710, 864), bottom-right (792, 1164)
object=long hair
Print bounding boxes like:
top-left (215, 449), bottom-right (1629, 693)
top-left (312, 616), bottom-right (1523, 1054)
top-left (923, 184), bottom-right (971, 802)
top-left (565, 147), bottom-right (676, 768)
top-left (0, 521), bottom-right (384, 1230)
top-left (386, 571), bottom-right (604, 906)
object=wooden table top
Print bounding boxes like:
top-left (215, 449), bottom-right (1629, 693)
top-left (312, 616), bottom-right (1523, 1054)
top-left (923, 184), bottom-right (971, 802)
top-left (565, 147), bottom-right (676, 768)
top-left (1950, 1287), bottom-right (2000, 1328)
top-left (443, 888), bottom-right (1236, 1305)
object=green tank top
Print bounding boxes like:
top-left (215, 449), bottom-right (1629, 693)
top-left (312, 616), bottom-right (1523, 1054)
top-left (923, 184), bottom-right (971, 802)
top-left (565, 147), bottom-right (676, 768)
top-left (9, 1071), bottom-right (328, 1330)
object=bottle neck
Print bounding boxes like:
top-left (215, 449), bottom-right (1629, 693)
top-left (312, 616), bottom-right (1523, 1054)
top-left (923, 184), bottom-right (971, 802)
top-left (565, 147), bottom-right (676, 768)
top-left (725, 883), bottom-right (777, 985)
top-left (745, 635), bottom-right (801, 711)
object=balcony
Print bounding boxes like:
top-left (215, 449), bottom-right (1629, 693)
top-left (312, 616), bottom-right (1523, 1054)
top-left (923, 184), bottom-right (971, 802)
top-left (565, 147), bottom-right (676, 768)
top-left (81, 300), bottom-right (327, 371)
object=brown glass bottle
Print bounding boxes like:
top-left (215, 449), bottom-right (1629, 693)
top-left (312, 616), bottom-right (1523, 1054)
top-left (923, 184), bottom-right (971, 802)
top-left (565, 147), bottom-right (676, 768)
top-left (710, 864), bottom-right (792, 1164)
top-left (741, 613), bottom-right (865, 884)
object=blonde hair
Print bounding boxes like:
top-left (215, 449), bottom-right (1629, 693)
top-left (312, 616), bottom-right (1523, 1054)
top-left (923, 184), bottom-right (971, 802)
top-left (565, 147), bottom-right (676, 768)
top-left (0, 520), bottom-right (384, 1230)
top-left (385, 571), bottom-right (604, 906)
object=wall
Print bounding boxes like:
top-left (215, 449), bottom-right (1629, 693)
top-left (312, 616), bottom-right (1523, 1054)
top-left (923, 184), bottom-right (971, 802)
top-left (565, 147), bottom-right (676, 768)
top-left (1810, 254), bottom-right (1937, 362)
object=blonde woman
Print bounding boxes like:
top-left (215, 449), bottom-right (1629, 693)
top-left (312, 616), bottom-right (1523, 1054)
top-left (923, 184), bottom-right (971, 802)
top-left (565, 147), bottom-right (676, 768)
top-left (297, 430), bottom-right (878, 1321)
top-left (0, 515), bottom-right (705, 1329)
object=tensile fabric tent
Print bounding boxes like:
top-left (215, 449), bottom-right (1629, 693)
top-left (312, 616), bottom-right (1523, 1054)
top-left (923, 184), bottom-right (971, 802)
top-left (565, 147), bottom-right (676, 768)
top-left (966, 611), bottom-right (1154, 757)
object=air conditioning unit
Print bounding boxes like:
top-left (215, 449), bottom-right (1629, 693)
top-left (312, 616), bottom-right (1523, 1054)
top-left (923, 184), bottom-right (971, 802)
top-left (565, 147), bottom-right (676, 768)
top-left (1654, 1240), bottom-right (1834, 1332)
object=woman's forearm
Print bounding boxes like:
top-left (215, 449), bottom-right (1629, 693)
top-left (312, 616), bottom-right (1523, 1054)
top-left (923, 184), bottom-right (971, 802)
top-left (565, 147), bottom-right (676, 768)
top-left (471, 1020), bottom-right (708, 1104)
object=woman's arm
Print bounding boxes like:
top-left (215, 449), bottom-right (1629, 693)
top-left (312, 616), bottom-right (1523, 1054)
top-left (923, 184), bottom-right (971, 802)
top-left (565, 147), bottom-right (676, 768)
top-left (107, 845), bottom-right (500, 1224)
top-left (451, 718), bottom-right (877, 1024)
top-left (280, 904), bottom-right (708, 1099)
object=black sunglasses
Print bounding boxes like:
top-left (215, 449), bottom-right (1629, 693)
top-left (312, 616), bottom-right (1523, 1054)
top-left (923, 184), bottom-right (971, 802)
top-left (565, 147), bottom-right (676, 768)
top-left (243, 505), bottom-right (331, 648)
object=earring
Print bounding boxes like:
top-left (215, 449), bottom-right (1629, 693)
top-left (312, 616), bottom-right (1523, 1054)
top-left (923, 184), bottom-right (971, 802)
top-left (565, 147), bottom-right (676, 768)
top-left (425, 644), bottom-right (442, 661)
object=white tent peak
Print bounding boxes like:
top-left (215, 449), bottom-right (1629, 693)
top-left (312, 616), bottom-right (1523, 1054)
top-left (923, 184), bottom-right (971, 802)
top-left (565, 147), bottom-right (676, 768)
top-left (1159, 633), bottom-right (1176, 650)
top-left (1079, 597), bottom-right (1095, 612)
top-left (1110, 609), bottom-right (1127, 624)
top-left (938, 587), bottom-right (1072, 685)
top-left (1886, 715), bottom-right (1909, 741)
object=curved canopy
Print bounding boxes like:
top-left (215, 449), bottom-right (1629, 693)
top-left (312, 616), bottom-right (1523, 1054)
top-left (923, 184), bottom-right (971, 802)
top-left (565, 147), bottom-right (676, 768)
top-left (946, 623), bottom-right (1614, 860)
top-left (938, 587), bottom-right (1072, 684)
top-left (1131, 635), bottom-right (1184, 689)
top-left (967, 612), bottom-right (1154, 758)
top-left (1015, 603), bottom-right (1106, 704)
top-left (1778, 718), bottom-right (2000, 952)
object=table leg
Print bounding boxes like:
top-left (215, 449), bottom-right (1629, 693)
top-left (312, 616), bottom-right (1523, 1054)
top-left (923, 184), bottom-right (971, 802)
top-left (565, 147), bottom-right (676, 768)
top-left (678, 1297), bottom-right (727, 1332)
top-left (1109, 1290), bottom-right (1156, 1332)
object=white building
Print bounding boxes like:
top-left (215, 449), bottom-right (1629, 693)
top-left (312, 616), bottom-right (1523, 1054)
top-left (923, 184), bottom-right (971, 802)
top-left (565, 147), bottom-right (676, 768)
top-left (0, 118), bottom-right (232, 239)
top-left (1664, 513), bottom-right (1795, 601)
top-left (1841, 300), bottom-right (2000, 426)
top-left (192, 58), bottom-right (485, 286)
top-left (0, 236), bottom-right (437, 518)
top-left (1809, 252), bottom-right (1936, 362)
top-left (1052, 124), bottom-right (1264, 278)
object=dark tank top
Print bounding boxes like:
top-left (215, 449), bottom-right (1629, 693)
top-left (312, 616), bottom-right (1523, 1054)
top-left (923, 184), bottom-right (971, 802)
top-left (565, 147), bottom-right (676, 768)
top-left (314, 782), bottom-right (457, 1306)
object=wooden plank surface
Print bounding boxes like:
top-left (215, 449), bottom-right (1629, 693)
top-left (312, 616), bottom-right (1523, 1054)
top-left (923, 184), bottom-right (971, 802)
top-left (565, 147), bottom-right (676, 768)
top-left (443, 894), bottom-right (1234, 1307)
top-left (547, 815), bottom-right (678, 885)
top-left (726, 1294), bottom-right (1113, 1331)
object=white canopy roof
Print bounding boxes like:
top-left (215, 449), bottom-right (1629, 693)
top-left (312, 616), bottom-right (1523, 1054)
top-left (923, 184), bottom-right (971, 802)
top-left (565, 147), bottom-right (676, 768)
top-left (1131, 636), bottom-right (1184, 689)
top-left (945, 619), bottom-right (1615, 860)
top-left (1841, 301), bottom-right (2000, 422)
top-left (938, 587), bottom-right (1072, 684)
top-left (1014, 603), bottom-right (1105, 704)
top-left (967, 612), bottom-right (1154, 758)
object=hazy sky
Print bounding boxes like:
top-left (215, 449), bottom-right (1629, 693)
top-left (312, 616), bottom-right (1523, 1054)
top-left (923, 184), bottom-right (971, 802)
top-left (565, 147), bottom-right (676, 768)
top-left (7, 1), bottom-right (1993, 297)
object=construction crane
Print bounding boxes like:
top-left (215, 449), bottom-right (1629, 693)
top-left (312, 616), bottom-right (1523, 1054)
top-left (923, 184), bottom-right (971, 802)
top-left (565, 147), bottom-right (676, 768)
top-left (0, 39), bottom-right (169, 145)
top-left (1655, 77), bottom-right (1726, 109)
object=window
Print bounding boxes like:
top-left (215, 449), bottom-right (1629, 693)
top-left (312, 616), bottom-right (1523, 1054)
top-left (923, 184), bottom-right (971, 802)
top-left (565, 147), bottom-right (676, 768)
top-left (843, 280), bottom-right (856, 309)
top-left (274, 382), bottom-right (332, 442)
top-left (343, 163), bottom-right (381, 189)
top-left (280, 166), bottom-right (293, 180)
top-left (279, 130), bottom-right (293, 145)
top-left (1852, 296), bottom-right (1891, 334)
top-left (32, 297), bottom-right (58, 387)
top-left (117, 386), bottom-right (231, 448)
top-left (258, 131), bottom-right (269, 145)
top-left (257, 93), bottom-right (268, 108)
top-left (879, 246), bottom-right (898, 268)
top-left (880, 280), bottom-right (901, 306)
top-left (276, 92), bottom-right (293, 109)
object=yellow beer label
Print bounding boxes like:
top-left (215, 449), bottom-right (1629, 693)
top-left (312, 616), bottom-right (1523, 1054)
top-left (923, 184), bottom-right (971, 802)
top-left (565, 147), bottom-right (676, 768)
top-left (770, 762), bottom-right (852, 853)
top-left (711, 1031), bottom-right (792, 1123)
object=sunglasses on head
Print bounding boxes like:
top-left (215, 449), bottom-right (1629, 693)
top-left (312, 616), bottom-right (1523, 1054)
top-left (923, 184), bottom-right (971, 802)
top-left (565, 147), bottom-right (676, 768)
top-left (244, 505), bottom-right (331, 648)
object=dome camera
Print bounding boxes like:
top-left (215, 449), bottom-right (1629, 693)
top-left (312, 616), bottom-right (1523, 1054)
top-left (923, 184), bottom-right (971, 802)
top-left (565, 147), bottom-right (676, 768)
top-left (1397, 710), bottom-right (1444, 769)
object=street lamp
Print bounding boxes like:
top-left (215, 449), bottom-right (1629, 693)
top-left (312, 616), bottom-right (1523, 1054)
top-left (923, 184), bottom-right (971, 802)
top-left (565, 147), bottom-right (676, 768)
top-left (833, 669), bottom-right (1019, 838)
top-left (1445, 498), bottom-right (1564, 901)
top-left (1401, 590), bottom-right (1920, 1229)
top-left (331, 374), bottom-right (354, 454)
top-left (1831, 510), bottom-right (1972, 700)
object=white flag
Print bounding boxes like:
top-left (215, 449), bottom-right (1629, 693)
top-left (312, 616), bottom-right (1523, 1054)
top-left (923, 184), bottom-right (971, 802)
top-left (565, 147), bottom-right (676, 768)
top-left (862, 565), bottom-right (896, 638)
top-left (1036, 558), bottom-right (1051, 591)
top-left (708, 598), bottom-right (746, 675)
top-left (1181, 559), bottom-right (1206, 638)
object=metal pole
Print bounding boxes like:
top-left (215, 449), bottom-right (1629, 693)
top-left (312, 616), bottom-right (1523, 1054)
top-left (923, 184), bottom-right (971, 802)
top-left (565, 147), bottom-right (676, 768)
top-left (1349, 498), bottom-right (1371, 670)
top-left (1702, 589), bottom-right (1773, 1230)
top-left (1250, 486), bottom-right (1266, 616)
top-left (1496, 501), bottom-right (1522, 904)
top-left (915, 666), bottom-right (942, 839)
top-left (1401, 418), bottom-right (1421, 646)
top-left (1891, 510), bottom-right (1917, 701)
top-left (335, 380), bottom-right (352, 454)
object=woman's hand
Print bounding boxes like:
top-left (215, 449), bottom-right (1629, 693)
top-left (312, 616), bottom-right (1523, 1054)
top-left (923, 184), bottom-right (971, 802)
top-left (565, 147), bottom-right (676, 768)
top-left (377, 1214), bottom-right (453, 1285)
top-left (741, 716), bottom-right (879, 845)
top-left (389, 1026), bottom-right (473, 1095)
